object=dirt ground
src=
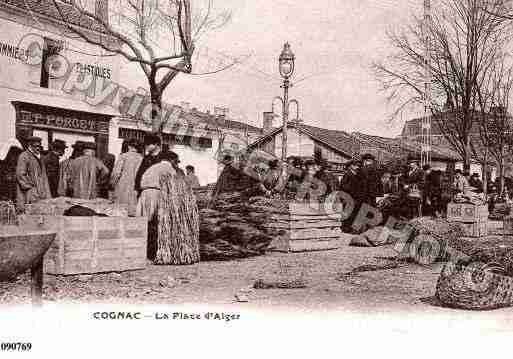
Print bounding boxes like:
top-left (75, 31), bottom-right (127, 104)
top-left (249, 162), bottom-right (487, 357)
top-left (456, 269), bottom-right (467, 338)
top-left (2, 231), bottom-right (513, 323)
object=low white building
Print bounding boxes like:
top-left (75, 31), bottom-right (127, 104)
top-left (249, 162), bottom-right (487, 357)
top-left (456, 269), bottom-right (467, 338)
top-left (0, 0), bottom-right (262, 187)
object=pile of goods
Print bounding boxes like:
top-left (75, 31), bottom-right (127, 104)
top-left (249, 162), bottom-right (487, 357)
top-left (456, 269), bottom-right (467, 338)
top-left (198, 193), bottom-right (284, 261)
top-left (435, 236), bottom-right (513, 310)
top-left (349, 226), bottom-right (402, 247)
top-left (25, 197), bottom-right (128, 217)
top-left (400, 217), bottom-right (467, 261)
top-left (453, 192), bottom-right (487, 205)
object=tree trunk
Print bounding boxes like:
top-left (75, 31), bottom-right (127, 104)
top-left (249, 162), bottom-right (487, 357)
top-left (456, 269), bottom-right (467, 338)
top-left (499, 159), bottom-right (505, 198)
top-left (483, 148), bottom-right (488, 198)
top-left (150, 89), bottom-right (163, 134)
top-left (464, 135), bottom-right (471, 174)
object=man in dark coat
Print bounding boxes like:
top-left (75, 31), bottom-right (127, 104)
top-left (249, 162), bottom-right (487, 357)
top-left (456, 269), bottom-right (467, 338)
top-left (403, 157), bottom-right (424, 218)
top-left (16, 136), bottom-right (52, 209)
top-left (340, 159), bottom-right (361, 232)
top-left (421, 164), bottom-right (434, 216)
top-left (359, 153), bottom-right (381, 208)
top-left (314, 158), bottom-right (339, 199)
top-left (42, 139), bottom-right (67, 198)
top-left (69, 142), bottom-right (109, 199)
top-left (99, 152), bottom-right (116, 199)
top-left (58, 141), bottom-right (83, 197)
top-left (469, 173), bottom-right (483, 192)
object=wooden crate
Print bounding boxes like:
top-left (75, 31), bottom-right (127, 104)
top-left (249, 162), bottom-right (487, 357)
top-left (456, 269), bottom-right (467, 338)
top-left (18, 215), bottom-right (147, 275)
top-left (269, 237), bottom-right (345, 253)
top-left (264, 201), bottom-right (343, 252)
top-left (447, 203), bottom-right (488, 223)
top-left (459, 221), bottom-right (488, 238)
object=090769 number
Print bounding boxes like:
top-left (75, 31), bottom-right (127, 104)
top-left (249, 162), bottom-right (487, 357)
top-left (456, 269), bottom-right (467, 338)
top-left (1, 342), bottom-right (32, 351)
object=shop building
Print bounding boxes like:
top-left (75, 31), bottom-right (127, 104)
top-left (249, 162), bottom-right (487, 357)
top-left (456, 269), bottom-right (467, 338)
top-left (0, 0), bottom-right (120, 158)
top-left (0, 0), bottom-right (264, 187)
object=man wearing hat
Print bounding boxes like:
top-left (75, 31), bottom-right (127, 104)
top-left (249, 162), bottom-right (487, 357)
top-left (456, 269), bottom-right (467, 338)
top-left (403, 156), bottom-right (425, 217)
top-left (68, 141), bottom-right (109, 199)
top-left (340, 158), bottom-right (361, 232)
top-left (15, 136), bottom-right (52, 208)
top-left (110, 138), bottom-right (143, 215)
top-left (359, 153), bottom-right (381, 208)
top-left (42, 139), bottom-right (67, 198)
top-left (58, 141), bottom-right (84, 197)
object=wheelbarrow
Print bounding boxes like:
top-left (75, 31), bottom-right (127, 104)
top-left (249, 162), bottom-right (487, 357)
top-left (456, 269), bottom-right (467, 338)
top-left (0, 226), bottom-right (56, 306)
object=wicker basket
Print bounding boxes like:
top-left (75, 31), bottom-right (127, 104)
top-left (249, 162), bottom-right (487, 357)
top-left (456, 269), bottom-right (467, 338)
top-left (435, 261), bottom-right (513, 310)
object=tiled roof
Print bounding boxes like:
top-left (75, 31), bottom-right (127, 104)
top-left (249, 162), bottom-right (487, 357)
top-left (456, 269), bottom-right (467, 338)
top-left (249, 122), bottom-right (360, 158)
top-left (249, 123), bottom-right (460, 162)
top-left (122, 106), bottom-right (262, 136)
top-left (188, 109), bottom-right (262, 133)
top-left (1, 0), bottom-right (108, 33)
top-left (294, 123), bottom-right (359, 157)
top-left (352, 132), bottom-right (460, 162)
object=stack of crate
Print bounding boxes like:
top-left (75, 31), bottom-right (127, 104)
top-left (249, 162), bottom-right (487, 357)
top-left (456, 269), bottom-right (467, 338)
top-left (264, 201), bottom-right (343, 252)
top-left (446, 202), bottom-right (489, 237)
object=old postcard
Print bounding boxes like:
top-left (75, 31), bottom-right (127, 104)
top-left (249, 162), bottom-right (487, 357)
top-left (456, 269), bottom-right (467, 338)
top-left (1, 0), bottom-right (513, 357)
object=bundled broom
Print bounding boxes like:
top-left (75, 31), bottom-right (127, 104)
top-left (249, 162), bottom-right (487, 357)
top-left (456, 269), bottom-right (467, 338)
top-left (154, 169), bottom-right (200, 265)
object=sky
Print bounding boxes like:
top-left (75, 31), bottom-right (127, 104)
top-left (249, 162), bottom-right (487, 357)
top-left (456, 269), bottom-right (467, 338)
top-left (120, 0), bottom-right (424, 137)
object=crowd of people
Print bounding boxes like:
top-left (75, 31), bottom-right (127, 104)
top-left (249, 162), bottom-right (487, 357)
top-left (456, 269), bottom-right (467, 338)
top-left (9, 133), bottom-right (511, 259)
top-left (13, 134), bottom-right (202, 265)
top-left (230, 152), bottom-right (494, 233)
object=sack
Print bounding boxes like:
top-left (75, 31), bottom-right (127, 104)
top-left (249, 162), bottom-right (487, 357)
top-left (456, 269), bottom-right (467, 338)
top-left (63, 205), bottom-right (108, 217)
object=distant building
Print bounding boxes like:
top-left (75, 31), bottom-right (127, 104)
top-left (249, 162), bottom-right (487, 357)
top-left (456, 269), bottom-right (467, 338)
top-left (352, 132), bottom-right (459, 170)
top-left (250, 120), bottom-right (360, 177)
top-left (116, 107), bottom-right (262, 185)
top-left (399, 109), bottom-right (511, 178)
top-left (250, 118), bottom-right (461, 178)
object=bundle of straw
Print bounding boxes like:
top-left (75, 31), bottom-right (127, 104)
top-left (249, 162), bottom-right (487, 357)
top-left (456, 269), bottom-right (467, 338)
top-left (155, 170), bottom-right (200, 265)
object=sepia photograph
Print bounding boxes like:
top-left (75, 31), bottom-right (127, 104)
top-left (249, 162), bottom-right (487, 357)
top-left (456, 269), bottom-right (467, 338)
top-left (1, 0), bottom-right (513, 356)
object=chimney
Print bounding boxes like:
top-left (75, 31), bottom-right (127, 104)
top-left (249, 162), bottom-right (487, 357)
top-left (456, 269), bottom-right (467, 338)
top-left (95, 0), bottom-right (109, 25)
top-left (263, 112), bottom-right (274, 133)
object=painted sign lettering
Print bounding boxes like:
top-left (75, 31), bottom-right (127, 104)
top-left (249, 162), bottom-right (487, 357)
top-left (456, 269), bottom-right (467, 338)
top-left (18, 109), bottom-right (108, 133)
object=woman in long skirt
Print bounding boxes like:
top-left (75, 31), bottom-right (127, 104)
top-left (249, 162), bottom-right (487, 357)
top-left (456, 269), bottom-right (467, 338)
top-left (136, 152), bottom-right (200, 265)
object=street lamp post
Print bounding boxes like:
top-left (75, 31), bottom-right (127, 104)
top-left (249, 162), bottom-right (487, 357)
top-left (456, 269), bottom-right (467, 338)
top-left (278, 42), bottom-right (296, 161)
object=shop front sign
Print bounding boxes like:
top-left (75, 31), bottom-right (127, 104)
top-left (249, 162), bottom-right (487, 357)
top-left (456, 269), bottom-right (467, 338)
top-left (13, 101), bottom-right (110, 134)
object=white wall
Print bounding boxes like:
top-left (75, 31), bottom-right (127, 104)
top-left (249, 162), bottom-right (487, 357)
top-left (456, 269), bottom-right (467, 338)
top-left (169, 142), bottom-right (220, 186)
top-left (0, 9), bottom-right (120, 145)
top-left (274, 128), bottom-right (315, 158)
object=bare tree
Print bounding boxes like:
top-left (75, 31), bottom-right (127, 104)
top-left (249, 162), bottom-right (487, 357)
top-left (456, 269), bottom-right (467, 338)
top-left (50, 0), bottom-right (232, 132)
top-left (372, 0), bottom-right (511, 172)
top-left (475, 53), bottom-right (513, 196)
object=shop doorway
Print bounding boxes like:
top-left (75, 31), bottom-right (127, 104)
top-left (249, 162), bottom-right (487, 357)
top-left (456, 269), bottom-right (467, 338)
top-left (52, 132), bottom-right (95, 159)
